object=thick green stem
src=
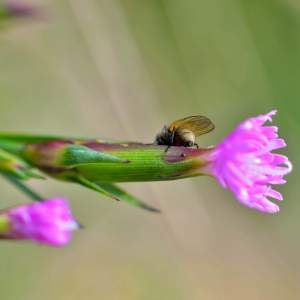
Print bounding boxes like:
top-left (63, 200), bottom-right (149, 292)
top-left (0, 137), bottom-right (213, 183)
top-left (74, 147), bottom-right (199, 182)
top-left (0, 140), bottom-right (25, 157)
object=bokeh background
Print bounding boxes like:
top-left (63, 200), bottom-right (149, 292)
top-left (0, 0), bottom-right (299, 299)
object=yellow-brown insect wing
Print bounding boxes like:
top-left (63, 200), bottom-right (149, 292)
top-left (169, 116), bottom-right (215, 136)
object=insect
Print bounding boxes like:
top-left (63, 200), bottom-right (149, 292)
top-left (154, 115), bottom-right (215, 151)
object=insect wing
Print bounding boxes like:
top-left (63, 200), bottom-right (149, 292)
top-left (169, 116), bottom-right (215, 136)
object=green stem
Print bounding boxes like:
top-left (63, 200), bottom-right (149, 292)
top-left (0, 215), bottom-right (10, 234)
top-left (0, 136), bottom-right (213, 182)
top-left (2, 174), bottom-right (43, 201)
top-left (0, 139), bottom-right (24, 157)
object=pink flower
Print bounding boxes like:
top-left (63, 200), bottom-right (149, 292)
top-left (4, 0), bottom-right (41, 18)
top-left (206, 110), bottom-right (292, 213)
top-left (0, 198), bottom-right (78, 246)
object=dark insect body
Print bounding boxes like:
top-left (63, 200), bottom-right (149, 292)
top-left (154, 115), bottom-right (215, 152)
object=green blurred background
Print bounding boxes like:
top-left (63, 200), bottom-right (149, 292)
top-left (0, 0), bottom-right (299, 299)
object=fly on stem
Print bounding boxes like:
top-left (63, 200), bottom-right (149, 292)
top-left (0, 110), bottom-right (292, 213)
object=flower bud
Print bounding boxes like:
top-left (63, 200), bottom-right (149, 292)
top-left (0, 198), bottom-right (78, 246)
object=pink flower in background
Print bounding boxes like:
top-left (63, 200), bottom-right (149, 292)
top-left (0, 198), bottom-right (78, 246)
top-left (4, 0), bottom-right (39, 18)
top-left (206, 110), bottom-right (292, 213)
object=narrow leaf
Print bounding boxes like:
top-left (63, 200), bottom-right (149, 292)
top-left (75, 176), bottom-right (119, 201)
top-left (0, 149), bottom-right (44, 180)
top-left (2, 173), bottom-right (44, 201)
top-left (75, 177), bottom-right (159, 212)
top-left (96, 183), bottom-right (160, 212)
top-left (61, 145), bottom-right (129, 166)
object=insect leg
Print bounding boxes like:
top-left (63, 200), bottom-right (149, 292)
top-left (164, 145), bottom-right (171, 152)
top-left (164, 129), bottom-right (175, 153)
top-left (170, 129), bottom-right (176, 145)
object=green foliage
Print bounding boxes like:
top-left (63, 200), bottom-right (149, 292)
top-left (0, 148), bottom-right (42, 180)
top-left (61, 144), bottom-right (129, 166)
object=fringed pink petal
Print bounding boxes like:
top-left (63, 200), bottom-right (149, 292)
top-left (207, 110), bottom-right (292, 213)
